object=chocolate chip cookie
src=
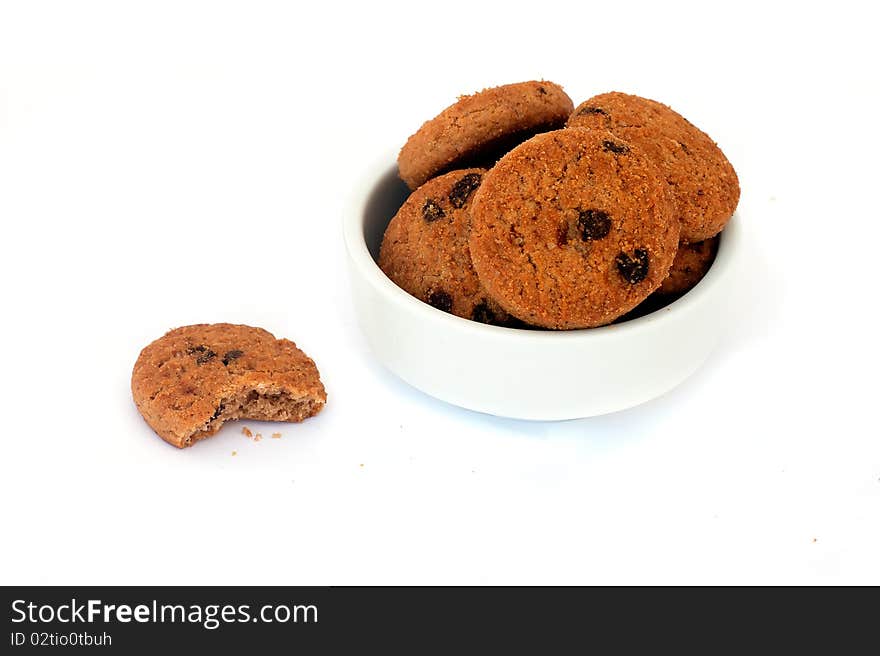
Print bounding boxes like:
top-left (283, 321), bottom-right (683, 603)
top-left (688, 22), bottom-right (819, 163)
top-left (379, 168), bottom-right (510, 324)
top-left (656, 235), bottom-right (719, 295)
top-left (567, 92), bottom-right (739, 242)
top-left (398, 81), bottom-right (573, 190)
top-left (468, 128), bottom-right (679, 329)
top-left (131, 323), bottom-right (326, 448)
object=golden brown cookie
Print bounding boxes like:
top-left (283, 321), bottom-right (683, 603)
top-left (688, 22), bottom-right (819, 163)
top-left (379, 168), bottom-right (510, 325)
top-left (567, 92), bottom-right (739, 242)
top-left (131, 324), bottom-right (326, 448)
top-left (398, 81), bottom-right (573, 190)
top-left (468, 128), bottom-right (679, 329)
top-left (656, 235), bottom-right (719, 295)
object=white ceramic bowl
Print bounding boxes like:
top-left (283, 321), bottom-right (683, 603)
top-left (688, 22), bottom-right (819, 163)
top-left (344, 156), bottom-right (743, 420)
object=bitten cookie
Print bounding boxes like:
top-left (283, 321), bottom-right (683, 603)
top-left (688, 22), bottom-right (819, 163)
top-left (131, 324), bottom-right (326, 448)
top-left (398, 81), bottom-right (573, 190)
top-left (567, 92), bottom-right (739, 243)
top-left (468, 128), bottom-right (679, 329)
top-left (379, 168), bottom-right (510, 325)
top-left (656, 235), bottom-right (719, 295)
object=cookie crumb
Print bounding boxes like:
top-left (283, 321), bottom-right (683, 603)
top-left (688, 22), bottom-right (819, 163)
top-left (255, 433), bottom-right (262, 442)
top-left (242, 427), bottom-right (253, 438)
top-left (812, 538), bottom-right (818, 544)
top-left (231, 450), bottom-right (237, 456)
top-left (359, 463), bottom-right (364, 468)
top-left (271, 432), bottom-right (282, 439)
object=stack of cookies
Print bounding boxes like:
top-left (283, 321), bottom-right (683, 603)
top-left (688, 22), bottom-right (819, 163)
top-left (380, 81), bottom-right (739, 329)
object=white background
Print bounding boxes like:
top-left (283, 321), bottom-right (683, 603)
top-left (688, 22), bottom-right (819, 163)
top-left (1, 1), bottom-right (878, 585)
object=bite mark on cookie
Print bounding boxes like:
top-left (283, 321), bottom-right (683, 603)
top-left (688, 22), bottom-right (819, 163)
top-left (190, 389), bottom-right (322, 447)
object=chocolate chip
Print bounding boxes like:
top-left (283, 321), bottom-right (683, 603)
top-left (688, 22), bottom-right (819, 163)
top-left (209, 404), bottom-right (225, 422)
top-left (556, 221), bottom-right (569, 247)
top-left (222, 349), bottom-right (243, 366)
top-left (602, 140), bottom-right (629, 154)
top-left (577, 106), bottom-right (607, 116)
top-left (422, 199), bottom-right (445, 222)
top-left (577, 209), bottom-right (612, 241)
top-left (537, 86), bottom-right (547, 95)
top-left (196, 349), bottom-right (217, 364)
top-left (508, 224), bottom-right (524, 247)
top-left (471, 301), bottom-right (496, 324)
top-left (449, 173), bottom-right (482, 209)
top-left (186, 345), bottom-right (207, 354)
top-left (616, 249), bottom-right (650, 284)
top-left (427, 290), bottom-right (453, 313)
top-left (679, 142), bottom-right (690, 154)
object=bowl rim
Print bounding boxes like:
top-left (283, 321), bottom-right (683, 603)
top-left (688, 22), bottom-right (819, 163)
top-left (343, 152), bottom-right (741, 342)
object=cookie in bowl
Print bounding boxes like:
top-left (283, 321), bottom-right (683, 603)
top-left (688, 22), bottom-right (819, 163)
top-left (567, 91), bottom-right (739, 243)
top-left (398, 80), bottom-right (573, 190)
top-left (468, 128), bottom-right (680, 329)
top-left (379, 168), bottom-right (510, 325)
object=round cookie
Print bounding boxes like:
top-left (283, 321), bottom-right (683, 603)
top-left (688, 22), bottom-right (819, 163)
top-left (567, 92), bottom-right (739, 243)
top-left (398, 81), bottom-right (574, 190)
top-left (468, 128), bottom-right (679, 329)
top-left (379, 168), bottom-right (510, 325)
top-left (131, 323), bottom-right (326, 448)
top-left (656, 235), bottom-right (719, 295)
